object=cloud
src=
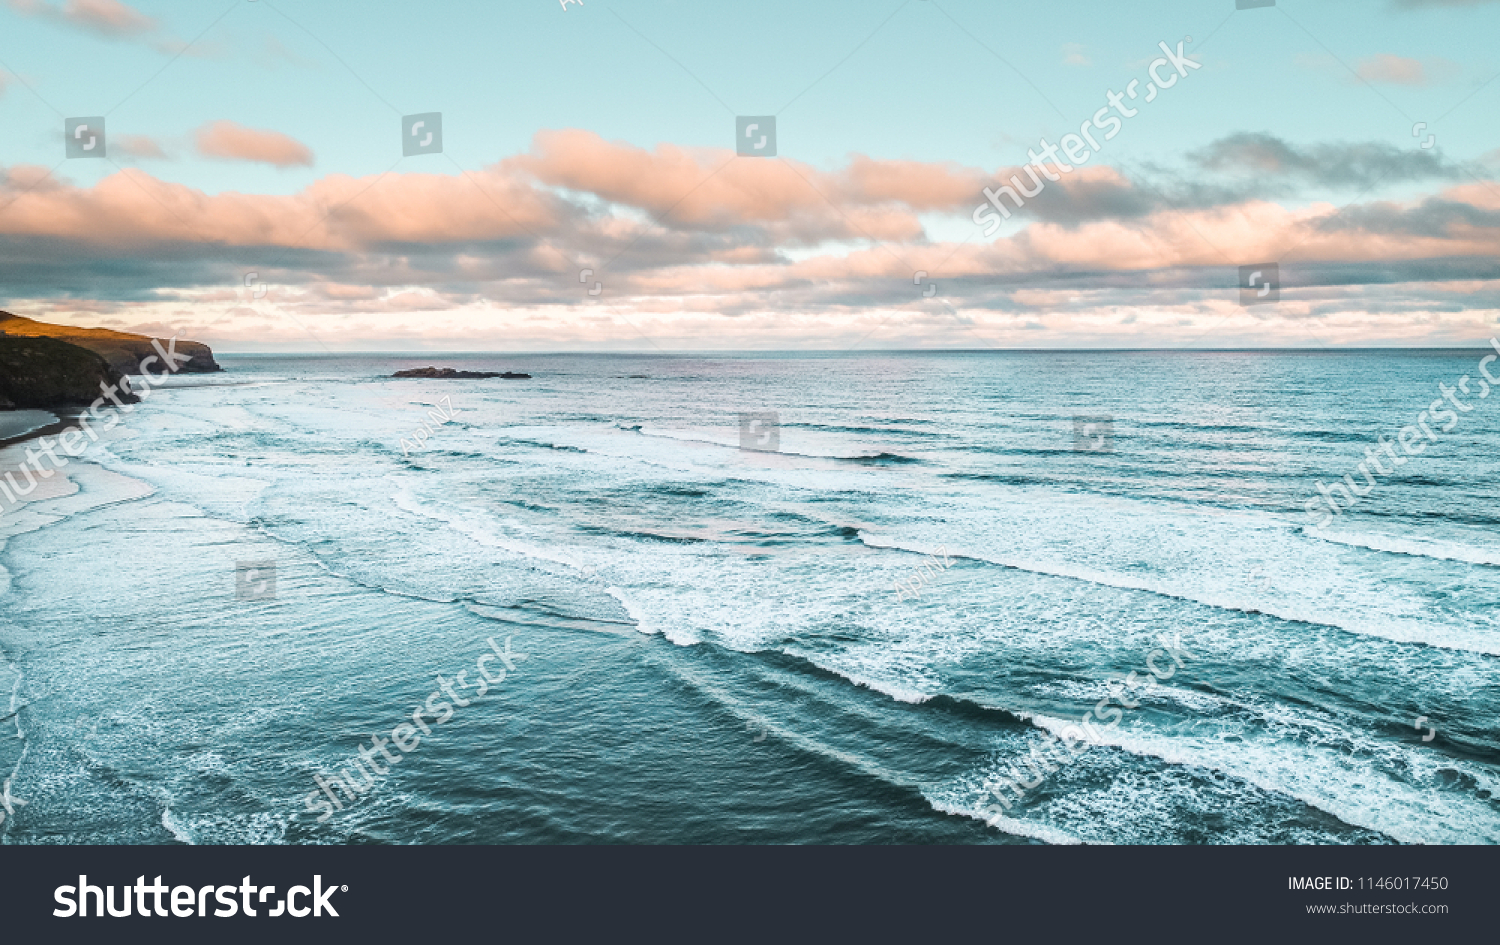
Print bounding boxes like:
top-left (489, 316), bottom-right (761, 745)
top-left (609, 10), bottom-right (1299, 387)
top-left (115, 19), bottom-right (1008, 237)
top-left (4, 0), bottom-right (155, 39)
top-left (194, 121), bottom-right (314, 168)
top-left (0, 130), bottom-right (1496, 349)
top-left (113, 134), bottom-right (168, 160)
top-left (1297, 51), bottom-right (1457, 87)
top-left (0, 155), bottom-right (564, 257)
top-left (1061, 43), bottom-right (1089, 66)
top-left (1355, 53), bottom-right (1430, 85)
top-left (4, 0), bottom-right (217, 57)
top-left (1187, 133), bottom-right (1464, 188)
top-left (512, 129), bottom-right (986, 244)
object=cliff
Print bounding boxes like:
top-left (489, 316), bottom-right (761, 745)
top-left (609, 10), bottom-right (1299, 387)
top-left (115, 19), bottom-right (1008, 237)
top-left (0, 335), bottom-right (140, 410)
top-left (0, 311), bottom-right (221, 375)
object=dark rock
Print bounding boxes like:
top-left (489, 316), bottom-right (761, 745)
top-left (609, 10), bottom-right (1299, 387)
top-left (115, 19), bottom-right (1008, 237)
top-left (0, 336), bottom-right (141, 409)
top-left (392, 367), bottom-right (531, 379)
top-left (0, 311), bottom-right (221, 375)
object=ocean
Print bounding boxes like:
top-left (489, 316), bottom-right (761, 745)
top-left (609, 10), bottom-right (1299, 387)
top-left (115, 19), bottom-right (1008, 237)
top-left (1, 349), bottom-right (1497, 845)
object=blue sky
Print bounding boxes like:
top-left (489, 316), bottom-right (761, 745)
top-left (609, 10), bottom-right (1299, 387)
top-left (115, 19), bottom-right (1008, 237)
top-left (1, 0), bottom-right (1497, 350)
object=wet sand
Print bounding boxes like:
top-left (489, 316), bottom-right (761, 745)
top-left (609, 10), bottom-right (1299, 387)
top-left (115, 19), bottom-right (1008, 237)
top-left (0, 411), bottom-right (59, 446)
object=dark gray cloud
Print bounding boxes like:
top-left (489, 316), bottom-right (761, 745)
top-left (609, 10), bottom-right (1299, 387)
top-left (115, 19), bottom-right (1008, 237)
top-left (1186, 133), bottom-right (1467, 189)
top-left (996, 133), bottom-right (1473, 227)
top-left (999, 170), bottom-right (1160, 224)
top-left (1328, 195), bottom-right (1500, 237)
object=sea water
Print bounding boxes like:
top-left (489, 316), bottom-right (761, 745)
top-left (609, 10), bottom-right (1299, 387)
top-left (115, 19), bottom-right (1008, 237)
top-left (0, 349), bottom-right (1496, 844)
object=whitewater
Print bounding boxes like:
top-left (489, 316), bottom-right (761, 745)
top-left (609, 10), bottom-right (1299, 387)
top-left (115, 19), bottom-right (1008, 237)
top-left (0, 349), bottom-right (1496, 845)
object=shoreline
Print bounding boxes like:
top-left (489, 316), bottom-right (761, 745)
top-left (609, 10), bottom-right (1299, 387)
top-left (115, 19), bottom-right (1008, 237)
top-left (0, 410), bottom-right (85, 451)
top-left (0, 362), bottom-right (226, 453)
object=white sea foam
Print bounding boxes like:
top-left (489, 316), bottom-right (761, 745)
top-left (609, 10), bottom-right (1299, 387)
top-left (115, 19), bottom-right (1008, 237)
top-left (999, 703), bottom-right (1500, 846)
top-left (854, 488), bottom-right (1500, 656)
top-left (927, 796), bottom-right (1088, 845)
top-left (1309, 527), bottom-right (1500, 567)
top-left (3, 355), bottom-right (1495, 845)
top-left (161, 805), bottom-right (195, 845)
top-left (605, 587), bottom-right (660, 636)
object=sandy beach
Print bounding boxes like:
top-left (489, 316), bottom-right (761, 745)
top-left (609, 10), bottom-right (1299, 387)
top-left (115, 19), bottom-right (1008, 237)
top-left (0, 410), bottom-right (96, 516)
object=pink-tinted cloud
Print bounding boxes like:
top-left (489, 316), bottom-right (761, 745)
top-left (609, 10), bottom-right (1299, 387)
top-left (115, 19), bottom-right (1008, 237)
top-left (0, 129), bottom-right (1497, 347)
top-left (5, 0), bottom-right (220, 58)
top-left (511, 129), bottom-right (993, 244)
top-left (839, 155), bottom-right (986, 209)
top-left (1061, 43), bottom-right (1090, 66)
top-left (516, 129), bottom-right (823, 226)
top-left (195, 121), bottom-right (315, 168)
top-left (0, 160), bottom-right (560, 251)
top-left (5, 0), bottom-right (155, 38)
top-left (0, 141), bottom-right (1493, 277)
top-left (315, 284), bottom-right (380, 300)
top-left (1355, 53), bottom-right (1429, 85)
top-left (113, 134), bottom-right (169, 160)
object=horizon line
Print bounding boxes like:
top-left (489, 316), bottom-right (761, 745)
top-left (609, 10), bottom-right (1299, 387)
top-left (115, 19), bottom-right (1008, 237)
top-left (207, 345), bottom-right (1500, 355)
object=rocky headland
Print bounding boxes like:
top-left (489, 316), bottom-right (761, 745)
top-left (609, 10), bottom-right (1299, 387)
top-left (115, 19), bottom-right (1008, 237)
top-left (0, 335), bottom-right (140, 410)
top-left (0, 312), bottom-right (221, 411)
top-left (0, 311), bottom-right (221, 376)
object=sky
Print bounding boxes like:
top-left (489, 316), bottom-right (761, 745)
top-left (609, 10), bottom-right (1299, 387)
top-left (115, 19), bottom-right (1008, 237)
top-left (0, 0), bottom-right (1497, 351)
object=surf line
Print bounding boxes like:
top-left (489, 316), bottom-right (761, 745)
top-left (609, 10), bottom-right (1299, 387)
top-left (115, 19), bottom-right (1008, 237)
top-left (978, 634), bottom-right (1192, 823)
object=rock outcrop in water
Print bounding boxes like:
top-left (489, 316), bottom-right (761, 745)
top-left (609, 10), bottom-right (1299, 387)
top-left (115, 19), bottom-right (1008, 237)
top-left (0, 311), bottom-right (221, 375)
top-left (392, 367), bottom-right (531, 379)
top-left (0, 335), bottom-right (141, 410)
